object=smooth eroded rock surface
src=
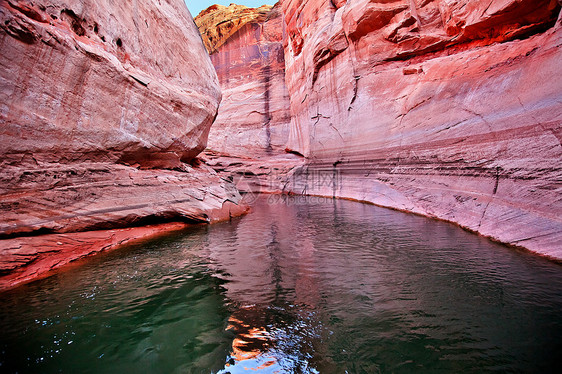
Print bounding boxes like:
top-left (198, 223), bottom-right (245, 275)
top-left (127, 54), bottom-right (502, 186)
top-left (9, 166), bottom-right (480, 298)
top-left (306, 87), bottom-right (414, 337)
top-left (0, 0), bottom-right (247, 289)
top-left (196, 4), bottom-right (291, 158)
top-left (1, 0), bottom-right (220, 168)
top-left (0, 162), bottom-right (246, 236)
top-left (279, 0), bottom-right (562, 259)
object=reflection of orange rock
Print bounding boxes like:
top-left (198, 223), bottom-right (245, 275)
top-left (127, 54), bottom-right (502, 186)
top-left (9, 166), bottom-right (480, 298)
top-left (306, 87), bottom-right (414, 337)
top-left (225, 314), bottom-right (277, 368)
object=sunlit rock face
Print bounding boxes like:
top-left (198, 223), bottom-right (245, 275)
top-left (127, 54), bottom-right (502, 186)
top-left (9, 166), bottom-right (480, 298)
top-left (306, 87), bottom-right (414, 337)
top-left (196, 4), bottom-right (291, 157)
top-left (279, 0), bottom-right (562, 258)
top-left (0, 1), bottom-right (245, 239)
top-left (195, 3), bottom-right (272, 53)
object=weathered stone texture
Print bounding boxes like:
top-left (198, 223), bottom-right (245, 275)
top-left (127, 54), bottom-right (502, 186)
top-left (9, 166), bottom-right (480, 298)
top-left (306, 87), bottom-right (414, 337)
top-left (0, 0), bottom-right (247, 289)
top-left (197, 4), bottom-right (291, 157)
top-left (280, 0), bottom-right (562, 258)
top-left (1, 0), bottom-right (221, 168)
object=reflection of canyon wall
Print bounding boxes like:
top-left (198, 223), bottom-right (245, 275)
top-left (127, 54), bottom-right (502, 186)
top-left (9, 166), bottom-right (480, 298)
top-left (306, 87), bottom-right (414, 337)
top-left (280, 0), bottom-right (562, 258)
top-left (0, 0), bottom-right (246, 287)
top-left (196, 4), bottom-right (291, 157)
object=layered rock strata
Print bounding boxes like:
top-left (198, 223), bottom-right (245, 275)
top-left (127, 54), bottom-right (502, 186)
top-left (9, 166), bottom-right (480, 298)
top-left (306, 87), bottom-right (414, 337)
top-left (280, 0), bottom-right (562, 259)
top-left (0, 0), bottom-right (247, 289)
top-left (1, 0), bottom-right (220, 169)
top-left (202, 150), bottom-right (304, 202)
top-left (0, 162), bottom-right (246, 236)
top-left (196, 4), bottom-right (291, 158)
top-left (195, 3), bottom-right (273, 53)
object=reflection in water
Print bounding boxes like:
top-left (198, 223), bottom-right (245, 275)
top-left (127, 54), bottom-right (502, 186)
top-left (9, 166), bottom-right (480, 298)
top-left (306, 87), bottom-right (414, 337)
top-left (219, 305), bottom-right (319, 373)
top-left (1, 196), bottom-right (562, 373)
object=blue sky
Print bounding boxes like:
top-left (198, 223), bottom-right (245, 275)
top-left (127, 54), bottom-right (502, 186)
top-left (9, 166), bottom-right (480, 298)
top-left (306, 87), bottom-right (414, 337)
top-left (185, 1), bottom-right (276, 17)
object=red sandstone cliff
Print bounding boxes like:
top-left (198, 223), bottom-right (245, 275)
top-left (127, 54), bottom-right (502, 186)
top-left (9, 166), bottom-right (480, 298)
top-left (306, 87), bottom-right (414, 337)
top-left (196, 4), bottom-right (292, 158)
top-left (3, 0), bottom-right (560, 291)
top-left (1, 0), bottom-right (222, 168)
top-left (279, 0), bottom-right (562, 259)
top-left (192, 1), bottom-right (562, 260)
top-left (0, 0), bottom-right (247, 289)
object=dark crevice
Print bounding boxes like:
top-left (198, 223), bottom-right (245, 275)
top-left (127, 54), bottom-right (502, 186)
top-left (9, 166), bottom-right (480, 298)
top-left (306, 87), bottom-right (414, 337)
top-left (131, 75), bottom-right (148, 87)
top-left (285, 149), bottom-right (305, 157)
top-left (348, 76), bottom-right (360, 111)
top-left (84, 213), bottom-right (208, 231)
top-left (493, 167), bottom-right (501, 195)
top-left (4, 22), bottom-right (37, 44)
top-left (0, 227), bottom-right (55, 240)
top-left (0, 214), bottom-right (206, 240)
top-left (61, 9), bottom-right (86, 36)
top-left (263, 64), bottom-right (272, 153)
top-left (312, 49), bottom-right (341, 86)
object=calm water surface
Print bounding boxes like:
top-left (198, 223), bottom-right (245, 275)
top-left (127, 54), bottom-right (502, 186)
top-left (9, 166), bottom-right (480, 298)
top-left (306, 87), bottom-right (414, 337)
top-left (1, 196), bottom-right (561, 373)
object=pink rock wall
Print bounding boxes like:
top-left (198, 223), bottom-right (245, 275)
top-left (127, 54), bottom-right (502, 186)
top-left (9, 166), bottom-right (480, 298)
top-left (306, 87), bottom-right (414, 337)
top-left (280, 0), bottom-right (562, 259)
top-left (198, 4), bottom-right (291, 157)
top-left (0, 0), bottom-right (247, 287)
top-left (1, 0), bottom-right (220, 169)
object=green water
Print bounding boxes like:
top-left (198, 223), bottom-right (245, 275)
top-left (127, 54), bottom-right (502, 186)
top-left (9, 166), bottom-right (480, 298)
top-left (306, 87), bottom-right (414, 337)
top-left (1, 196), bottom-right (561, 373)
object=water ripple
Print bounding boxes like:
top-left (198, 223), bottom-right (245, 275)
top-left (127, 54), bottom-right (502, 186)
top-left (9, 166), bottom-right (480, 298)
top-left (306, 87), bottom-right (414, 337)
top-left (1, 196), bottom-right (561, 373)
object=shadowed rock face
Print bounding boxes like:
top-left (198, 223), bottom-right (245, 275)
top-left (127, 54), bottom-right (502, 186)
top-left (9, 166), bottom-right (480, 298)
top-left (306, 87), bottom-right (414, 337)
top-left (279, 0), bottom-right (562, 258)
top-left (196, 4), bottom-right (291, 157)
top-left (0, 0), bottom-right (247, 287)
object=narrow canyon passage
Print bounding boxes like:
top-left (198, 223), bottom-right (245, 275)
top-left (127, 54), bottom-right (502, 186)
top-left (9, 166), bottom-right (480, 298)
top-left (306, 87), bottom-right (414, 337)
top-left (196, 0), bottom-right (562, 260)
top-left (0, 0), bottom-right (561, 372)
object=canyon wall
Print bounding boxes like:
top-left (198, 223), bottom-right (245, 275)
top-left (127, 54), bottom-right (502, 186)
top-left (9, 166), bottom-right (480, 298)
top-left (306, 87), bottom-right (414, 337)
top-left (1, 0), bottom-right (220, 168)
top-left (196, 4), bottom-right (291, 157)
top-left (280, 0), bottom-right (562, 259)
top-left (0, 0), bottom-right (247, 289)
